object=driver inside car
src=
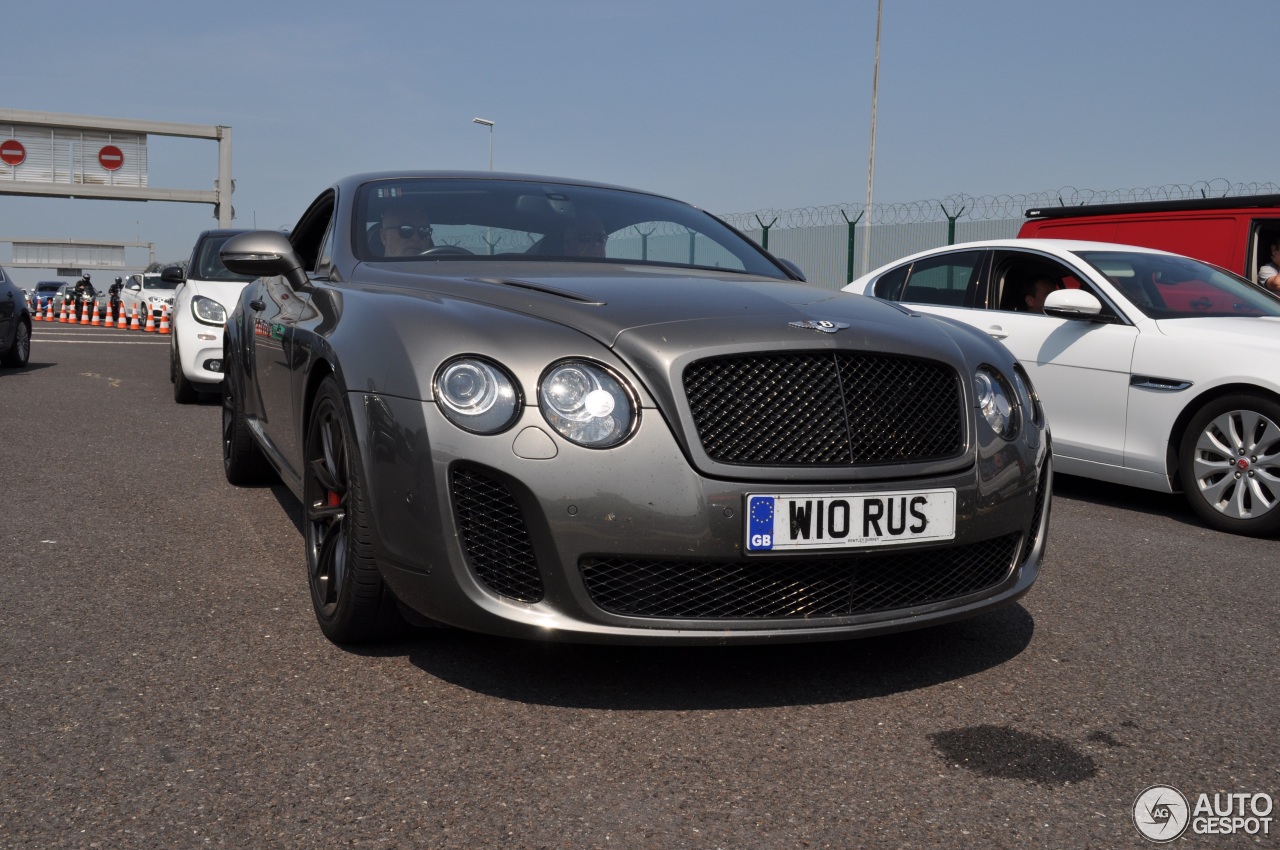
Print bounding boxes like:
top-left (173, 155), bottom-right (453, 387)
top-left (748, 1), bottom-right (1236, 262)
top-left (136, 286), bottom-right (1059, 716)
top-left (379, 202), bottom-right (435, 257)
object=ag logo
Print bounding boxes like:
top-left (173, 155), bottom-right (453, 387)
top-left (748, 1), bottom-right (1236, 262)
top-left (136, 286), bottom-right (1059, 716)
top-left (789, 319), bottom-right (850, 334)
top-left (1133, 785), bottom-right (1190, 842)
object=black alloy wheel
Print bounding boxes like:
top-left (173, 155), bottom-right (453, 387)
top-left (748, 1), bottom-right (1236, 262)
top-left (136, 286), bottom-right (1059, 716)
top-left (304, 377), bottom-right (400, 643)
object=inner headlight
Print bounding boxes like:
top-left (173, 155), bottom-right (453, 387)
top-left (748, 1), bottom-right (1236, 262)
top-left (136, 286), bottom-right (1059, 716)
top-left (975, 367), bottom-right (1018, 439)
top-left (539, 360), bottom-right (636, 448)
top-left (435, 357), bottom-right (520, 434)
top-left (191, 295), bottom-right (227, 326)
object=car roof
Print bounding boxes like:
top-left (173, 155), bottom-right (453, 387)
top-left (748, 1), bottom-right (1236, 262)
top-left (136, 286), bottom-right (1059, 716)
top-left (853, 238), bottom-right (1180, 284)
top-left (337, 170), bottom-right (689, 205)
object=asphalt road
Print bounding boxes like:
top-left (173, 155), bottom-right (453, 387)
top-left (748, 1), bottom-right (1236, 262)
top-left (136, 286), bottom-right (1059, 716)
top-left (2, 323), bottom-right (1278, 849)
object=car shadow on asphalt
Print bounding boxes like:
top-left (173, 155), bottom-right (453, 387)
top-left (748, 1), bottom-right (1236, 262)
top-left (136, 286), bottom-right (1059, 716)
top-left (375, 604), bottom-right (1035, 710)
top-left (1051, 472), bottom-right (1200, 527)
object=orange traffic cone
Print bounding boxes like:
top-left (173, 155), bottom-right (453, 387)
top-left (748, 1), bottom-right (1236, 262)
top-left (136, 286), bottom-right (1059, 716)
top-left (90, 299), bottom-right (102, 326)
top-left (115, 303), bottom-right (128, 329)
top-left (46, 300), bottom-right (55, 322)
top-left (58, 300), bottom-right (68, 323)
top-left (79, 300), bottom-right (90, 325)
top-left (157, 303), bottom-right (171, 335)
top-left (129, 305), bottom-right (141, 331)
top-left (143, 307), bottom-right (156, 333)
top-left (103, 302), bottom-right (115, 328)
top-left (32, 301), bottom-right (42, 322)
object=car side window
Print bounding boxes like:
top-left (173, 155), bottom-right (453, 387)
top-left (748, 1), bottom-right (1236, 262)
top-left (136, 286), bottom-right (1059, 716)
top-left (314, 219), bottom-right (335, 278)
top-left (871, 264), bottom-right (909, 299)
top-left (991, 252), bottom-right (1114, 317)
top-left (900, 251), bottom-right (983, 307)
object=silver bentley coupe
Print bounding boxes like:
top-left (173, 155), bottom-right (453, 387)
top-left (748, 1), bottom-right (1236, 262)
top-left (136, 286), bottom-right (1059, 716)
top-left (219, 172), bottom-right (1052, 645)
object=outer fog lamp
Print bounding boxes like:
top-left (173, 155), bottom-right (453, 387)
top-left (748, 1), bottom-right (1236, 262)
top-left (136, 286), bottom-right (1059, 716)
top-left (975, 368), bottom-right (1017, 439)
top-left (192, 295), bottom-right (228, 326)
top-left (540, 361), bottom-right (635, 448)
top-left (435, 358), bottom-right (519, 434)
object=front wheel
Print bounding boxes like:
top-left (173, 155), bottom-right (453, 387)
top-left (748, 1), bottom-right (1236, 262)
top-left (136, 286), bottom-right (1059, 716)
top-left (304, 377), bottom-right (402, 643)
top-left (1178, 394), bottom-right (1280, 536)
top-left (172, 337), bottom-right (200, 404)
top-left (0, 320), bottom-right (30, 367)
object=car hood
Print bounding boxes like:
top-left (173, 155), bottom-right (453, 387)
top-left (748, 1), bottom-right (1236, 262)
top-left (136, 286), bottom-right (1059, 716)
top-left (364, 263), bottom-right (969, 356)
top-left (1153, 316), bottom-right (1280, 350)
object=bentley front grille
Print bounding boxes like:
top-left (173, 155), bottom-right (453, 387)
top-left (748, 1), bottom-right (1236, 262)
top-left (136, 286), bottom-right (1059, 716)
top-left (684, 351), bottom-right (964, 466)
top-left (580, 533), bottom-right (1018, 620)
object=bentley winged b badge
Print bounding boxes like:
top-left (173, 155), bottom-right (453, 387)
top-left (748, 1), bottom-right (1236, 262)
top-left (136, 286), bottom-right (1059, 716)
top-left (789, 319), bottom-right (850, 334)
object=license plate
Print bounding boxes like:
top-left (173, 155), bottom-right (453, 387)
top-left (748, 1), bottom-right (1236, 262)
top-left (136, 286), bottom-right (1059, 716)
top-left (745, 489), bottom-right (957, 552)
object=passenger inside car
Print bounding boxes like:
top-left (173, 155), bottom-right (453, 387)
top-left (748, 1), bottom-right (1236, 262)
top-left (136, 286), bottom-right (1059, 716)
top-left (999, 268), bottom-right (1062, 313)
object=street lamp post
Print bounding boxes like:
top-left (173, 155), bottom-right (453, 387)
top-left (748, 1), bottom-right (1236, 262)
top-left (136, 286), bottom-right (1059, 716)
top-left (472, 117), bottom-right (494, 171)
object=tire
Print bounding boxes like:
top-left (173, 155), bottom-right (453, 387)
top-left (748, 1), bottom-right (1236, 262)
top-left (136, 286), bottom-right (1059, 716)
top-left (1178, 393), bottom-right (1280, 536)
top-left (172, 337), bottom-right (199, 404)
top-left (304, 377), bottom-right (403, 643)
top-left (221, 362), bottom-right (276, 486)
top-left (0, 319), bottom-right (30, 367)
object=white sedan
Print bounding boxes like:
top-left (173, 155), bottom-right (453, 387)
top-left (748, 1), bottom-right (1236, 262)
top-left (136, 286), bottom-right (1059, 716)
top-left (120, 273), bottom-right (178, 326)
top-left (847, 238), bottom-right (1280, 536)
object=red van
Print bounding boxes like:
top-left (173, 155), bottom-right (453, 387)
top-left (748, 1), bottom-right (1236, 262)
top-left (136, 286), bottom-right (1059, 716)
top-left (1017, 194), bottom-right (1280, 284)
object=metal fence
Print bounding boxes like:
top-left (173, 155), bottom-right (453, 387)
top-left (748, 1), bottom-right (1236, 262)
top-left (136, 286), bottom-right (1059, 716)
top-left (720, 179), bottom-right (1280, 290)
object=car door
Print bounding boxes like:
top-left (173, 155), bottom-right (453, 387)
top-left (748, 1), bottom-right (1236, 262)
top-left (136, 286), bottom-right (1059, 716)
top-left (249, 275), bottom-right (313, 482)
top-left (971, 250), bottom-right (1139, 470)
top-left (0, 274), bottom-right (15, 346)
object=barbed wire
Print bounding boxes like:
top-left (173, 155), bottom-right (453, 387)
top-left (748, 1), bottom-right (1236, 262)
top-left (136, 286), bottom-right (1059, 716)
top-left (720, 179), bottom-right (1280, 230)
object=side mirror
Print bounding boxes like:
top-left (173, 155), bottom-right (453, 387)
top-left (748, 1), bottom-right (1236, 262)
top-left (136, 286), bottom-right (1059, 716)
top-left (1043, 289), bottom-right (1104, 320)
top-left (160, 266), bottom-right (185, 284)
top-left (221, 231), bottom-right (311, 292)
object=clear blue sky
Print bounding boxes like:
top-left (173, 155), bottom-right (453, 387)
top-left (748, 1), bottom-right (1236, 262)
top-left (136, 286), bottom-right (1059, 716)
top-left (1, 0), bottom-right (1273, 285)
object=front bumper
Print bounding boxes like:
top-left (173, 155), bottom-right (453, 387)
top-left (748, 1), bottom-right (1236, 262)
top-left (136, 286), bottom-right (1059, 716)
top-left (357, 393), bottom-right (1050, 645)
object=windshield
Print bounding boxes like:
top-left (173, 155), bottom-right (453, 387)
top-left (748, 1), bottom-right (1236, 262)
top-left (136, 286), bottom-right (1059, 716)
top-left (1076, 251), bottom-right (1280, 319)
top-left (194, 234), bottom-right (256, 282)
top-left (139, 276), bottom-right (175, 291)
top-left (353, 177), bottom-right (787, 278)
top-left (36, 282), bottom-right (62, 293)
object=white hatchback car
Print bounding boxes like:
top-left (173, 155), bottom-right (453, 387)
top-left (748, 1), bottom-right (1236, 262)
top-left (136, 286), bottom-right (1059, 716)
top-left (165, 229), bottom-right (252, 403)
top-left (847, 238), bottom-right (1280, 536)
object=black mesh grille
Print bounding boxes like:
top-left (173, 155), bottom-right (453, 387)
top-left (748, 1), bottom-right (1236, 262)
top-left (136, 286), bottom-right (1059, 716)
top-left (580, 534), bottom-right (1018, 620)
top-left (684, 352), bottom-right (964, 466)
top-left (451, 468), bottom-right (544, 603)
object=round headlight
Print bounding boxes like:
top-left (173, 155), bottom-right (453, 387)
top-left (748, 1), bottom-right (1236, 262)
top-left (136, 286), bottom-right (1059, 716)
top-left (435, 358), bottom-right (520, 434)
top-left (975, 367), bottom-right (1017, 439)
top-left (539, 360), bottom-right (636, 448)
top-left (191, 295), bottom-right (227, 326)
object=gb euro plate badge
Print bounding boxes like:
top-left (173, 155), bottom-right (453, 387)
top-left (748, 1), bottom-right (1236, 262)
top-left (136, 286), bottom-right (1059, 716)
top-left (746, 489), bottom-right (957, 552)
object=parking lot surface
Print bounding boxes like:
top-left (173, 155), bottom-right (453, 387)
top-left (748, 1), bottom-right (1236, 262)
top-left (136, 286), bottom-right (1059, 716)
top-left (1, 326), bottom-right (1277, 848)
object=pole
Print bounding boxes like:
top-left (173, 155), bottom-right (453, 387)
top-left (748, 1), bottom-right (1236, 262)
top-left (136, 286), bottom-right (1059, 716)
top-left (862, 0), bottom-right (882, 277)
top-left (216, 125), bottom-right (233, 227)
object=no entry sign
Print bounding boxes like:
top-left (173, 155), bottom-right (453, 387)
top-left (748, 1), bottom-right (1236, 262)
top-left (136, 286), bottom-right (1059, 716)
top-left (0, 139), bottom-right (26, 166)
top-left (98, 144), bottom-right (124, 171)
